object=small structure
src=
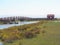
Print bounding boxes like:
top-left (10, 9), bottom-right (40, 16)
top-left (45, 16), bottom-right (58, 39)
top-left (47, 14), bottom-right (55, 20)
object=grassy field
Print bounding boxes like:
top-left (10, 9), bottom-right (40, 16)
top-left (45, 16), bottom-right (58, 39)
top-left (2, 21), bottom-right (60, 45)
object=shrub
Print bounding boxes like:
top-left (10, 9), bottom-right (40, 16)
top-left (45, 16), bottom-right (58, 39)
top-left (24, 32), bottom-right (34, 38)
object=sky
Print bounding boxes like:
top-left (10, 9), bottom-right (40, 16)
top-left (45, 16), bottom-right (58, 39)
top-left (0, 0), bottom-right (60, 18)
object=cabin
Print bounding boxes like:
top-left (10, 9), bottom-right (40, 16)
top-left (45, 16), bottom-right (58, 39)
top-left (47, 14), bottom-right (55, 20)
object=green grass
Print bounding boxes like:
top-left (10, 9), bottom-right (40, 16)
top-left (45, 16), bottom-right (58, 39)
top-left (4, 21), bottom-right (60, 45)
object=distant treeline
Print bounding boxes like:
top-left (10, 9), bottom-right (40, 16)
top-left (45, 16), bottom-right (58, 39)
top-left (0, 16), bottom-right (58, 24)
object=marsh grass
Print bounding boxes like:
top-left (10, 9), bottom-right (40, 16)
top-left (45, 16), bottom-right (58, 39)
top-left (0, 20), bottom-right (60, 45)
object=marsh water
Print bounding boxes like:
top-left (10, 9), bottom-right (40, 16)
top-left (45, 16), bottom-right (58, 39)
top-left (0, 21), bottom-right (38, 29)
top-left (0, 42), bottom-right (3, 45)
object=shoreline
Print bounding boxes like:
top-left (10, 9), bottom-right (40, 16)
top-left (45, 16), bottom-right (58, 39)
top-left (0, 21), bottom-right (44, 43)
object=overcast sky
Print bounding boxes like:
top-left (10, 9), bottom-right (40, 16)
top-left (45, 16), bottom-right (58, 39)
top-left (0, 0), bottom-right (60, 18)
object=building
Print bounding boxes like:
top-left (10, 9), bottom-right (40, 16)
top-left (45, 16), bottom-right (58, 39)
top-left (47, 14), bottom-right (55, 20)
